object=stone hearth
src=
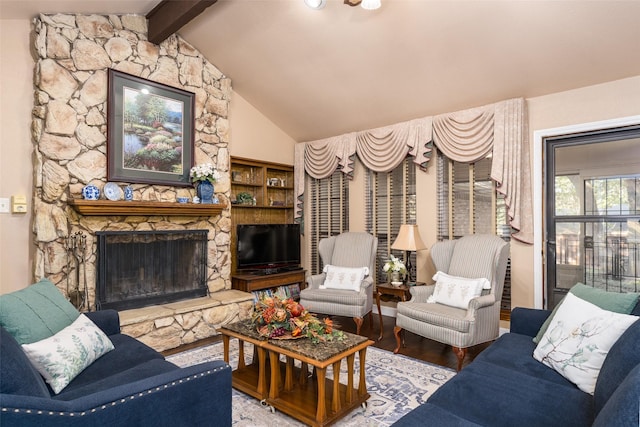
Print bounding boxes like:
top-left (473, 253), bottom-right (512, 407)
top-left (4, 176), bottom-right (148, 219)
top-left (120, 290), bottom-right (253, 352)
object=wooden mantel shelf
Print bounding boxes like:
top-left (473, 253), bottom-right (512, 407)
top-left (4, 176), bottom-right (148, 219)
top-left (69, 199), bottom-right (227, 216)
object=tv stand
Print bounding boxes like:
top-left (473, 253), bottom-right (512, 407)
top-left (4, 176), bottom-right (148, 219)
top-left (231, 269), bottom-right (306, 299)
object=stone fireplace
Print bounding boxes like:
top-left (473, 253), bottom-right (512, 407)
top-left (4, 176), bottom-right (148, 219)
top-left (30, 13), bottom-right (253, 351)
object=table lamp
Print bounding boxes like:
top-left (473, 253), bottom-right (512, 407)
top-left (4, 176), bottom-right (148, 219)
top-left (391, 224), bottom-right (427, 285)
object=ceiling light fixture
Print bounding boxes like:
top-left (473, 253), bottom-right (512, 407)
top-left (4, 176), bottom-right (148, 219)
top-left (344, 0), bottom-right (382, 10)
top-left (305, 0), bottom-right (327, 9)
top-left (360, 0), bottom-right (381, 10)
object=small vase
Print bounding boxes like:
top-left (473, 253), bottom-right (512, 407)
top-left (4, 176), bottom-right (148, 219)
top-left (123, 185), bottom-right (133, 201)
top-left (196, 181), bottom-right (215, 204)
top-left (390, 271), bottom-right (402, 286)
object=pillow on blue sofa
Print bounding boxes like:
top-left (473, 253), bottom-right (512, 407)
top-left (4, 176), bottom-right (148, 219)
top-left (22, 314), bottom-right (114, 394)
top-left (533, 293), bottom-right (637, 394)
top-left (0, 278), bottom-right (80, 344)
top-left (533, 283), bottom-right (639, 344)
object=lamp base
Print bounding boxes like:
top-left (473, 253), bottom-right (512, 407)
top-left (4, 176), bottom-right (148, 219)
top-left (405, 250), bottom-right (413, 284)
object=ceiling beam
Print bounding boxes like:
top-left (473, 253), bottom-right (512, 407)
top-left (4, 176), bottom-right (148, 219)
top-left (146, 0), bottom-right (217, 45)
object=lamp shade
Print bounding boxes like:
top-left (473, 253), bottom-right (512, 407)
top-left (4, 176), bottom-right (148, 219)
top-left (391, 225), bottom-right (427, 251)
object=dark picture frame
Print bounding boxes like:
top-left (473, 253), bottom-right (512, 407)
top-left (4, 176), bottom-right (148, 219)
top-left (107, 69), bottom-right (195, 186)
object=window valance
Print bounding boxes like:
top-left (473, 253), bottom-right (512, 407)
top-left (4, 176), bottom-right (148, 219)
top-left (294, 117), bottom-right (433, 222)
top-left (294, 98), bottom-right (532, 244)
top-left (432, 98), bottom-right (532, 243)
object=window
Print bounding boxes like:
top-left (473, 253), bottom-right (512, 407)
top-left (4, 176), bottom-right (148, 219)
top-left (366, 158), bottom-right (416, 284)
top-left (437, 152), bottom-right (512, 314)
top-left (555, 174), bottom-right (640, 293)
top-left (308, 171), bottom-right (349, 275)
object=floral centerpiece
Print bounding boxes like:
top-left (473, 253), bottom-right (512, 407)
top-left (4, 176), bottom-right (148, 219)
top-left (189, 163), bottom-right (221, 185)
top-left (383, 254), bottom-right (407, 284)
top-left (383, 254), bottom-right (407, 274)
top-left (251, 296), bottom-right (345, 344)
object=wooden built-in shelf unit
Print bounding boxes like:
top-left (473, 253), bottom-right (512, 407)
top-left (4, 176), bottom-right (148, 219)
top-left (230, 156), bottom-right (295, 275)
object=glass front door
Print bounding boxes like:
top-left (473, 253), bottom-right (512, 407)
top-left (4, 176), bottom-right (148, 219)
top-left (545, 127), bottom-right (640, 308)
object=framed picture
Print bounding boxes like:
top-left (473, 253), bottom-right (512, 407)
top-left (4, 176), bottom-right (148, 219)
top-left (107, 69), bottom-right (195, 186)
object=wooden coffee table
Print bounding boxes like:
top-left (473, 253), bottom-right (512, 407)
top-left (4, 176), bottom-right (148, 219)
top-left (220, 320), bottom-right (373, 427)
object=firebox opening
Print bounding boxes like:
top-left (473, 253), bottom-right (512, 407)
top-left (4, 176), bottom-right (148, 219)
top-left (96, 230), bottom-right (209, 311)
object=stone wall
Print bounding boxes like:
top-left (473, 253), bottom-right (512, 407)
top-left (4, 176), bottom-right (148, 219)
top-left (30, 13), bottom-right (244, 347)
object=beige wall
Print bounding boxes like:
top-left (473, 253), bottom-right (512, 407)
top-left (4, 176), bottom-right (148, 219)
top-left (228, 92), bottom-right (296, 165)
top-left (1, 19), bottom-right (34, 293)
top-left (2, 15), bottom-right (639, 307)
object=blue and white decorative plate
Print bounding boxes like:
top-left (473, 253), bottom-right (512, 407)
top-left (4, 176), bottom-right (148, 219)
top-left (82, 184), bottom-right (100, 200)
top-left (103, 182), bottom-right (123, 201)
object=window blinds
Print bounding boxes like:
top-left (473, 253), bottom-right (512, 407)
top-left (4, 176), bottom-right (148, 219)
top-left (309, 171), bottom-right (349, 275)
top-left (366, 158), bottom-right (416, 284)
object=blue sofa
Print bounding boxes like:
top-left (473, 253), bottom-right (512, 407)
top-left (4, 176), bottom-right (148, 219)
top-left (0, 309), bottom-right (232, 427)
top-left (393, 306), bottom-right (640, 427)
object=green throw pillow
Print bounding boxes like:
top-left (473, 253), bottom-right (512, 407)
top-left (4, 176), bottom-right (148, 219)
top-left (533, 283), bottom-right (640, 344)
top-left (0, 278), bottom-right (80, 344)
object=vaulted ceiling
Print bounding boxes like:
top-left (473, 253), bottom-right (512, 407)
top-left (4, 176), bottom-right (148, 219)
top-left (3, 0), bottom-right (640, 142)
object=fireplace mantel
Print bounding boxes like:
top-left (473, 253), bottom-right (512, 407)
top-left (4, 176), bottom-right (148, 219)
top-left (69, 199), bottom-right (227, 216)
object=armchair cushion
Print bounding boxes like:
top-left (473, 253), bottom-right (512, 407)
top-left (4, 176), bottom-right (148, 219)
top-left (428, 272), bottom-right (488, 309)
top-left (0, 279), bottom-right (80, 345)
top-left (533, 293), bottom-right (638, 394)
top-left (300, 287), bottom-right (369, 308)
top-left (22, 314), bottom-right (115, 394)
top-left (400, 303), bottom-right (470, 333)
top-left (320, 265), bottom-right (369, 291)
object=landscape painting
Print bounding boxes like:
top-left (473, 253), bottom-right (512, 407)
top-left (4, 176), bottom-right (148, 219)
top-left (108, 69), bottom-right (194, 186)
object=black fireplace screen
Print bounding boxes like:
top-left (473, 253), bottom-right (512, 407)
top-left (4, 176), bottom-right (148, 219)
top-left (96, 230), bottom-right (208, 311)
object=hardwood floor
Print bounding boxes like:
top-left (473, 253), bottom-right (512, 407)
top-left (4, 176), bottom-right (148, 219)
top-left (163, 313), bottom-right (493, 370)
top-left (334, 314), bottom-right (492, 370)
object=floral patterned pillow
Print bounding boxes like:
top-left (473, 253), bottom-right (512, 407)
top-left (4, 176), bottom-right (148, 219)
top-left (22, 314), bottom-right (115, 394)
top-left (533, 292), bottom-right (638, 394)
top-left (427, 272), bottom-right (490, 309)
top-left (320, 265), bottom-right (369, 292)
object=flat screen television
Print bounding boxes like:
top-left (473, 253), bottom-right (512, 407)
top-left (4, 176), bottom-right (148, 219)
top-left (236, 223), bottom-right (301, 273)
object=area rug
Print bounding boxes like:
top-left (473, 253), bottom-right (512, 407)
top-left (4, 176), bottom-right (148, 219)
top-left (167, 340), bottom-right (455, 426)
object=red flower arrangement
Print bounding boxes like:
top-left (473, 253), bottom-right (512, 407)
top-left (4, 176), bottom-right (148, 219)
top-left (251, 295), bottom-right (345, 344)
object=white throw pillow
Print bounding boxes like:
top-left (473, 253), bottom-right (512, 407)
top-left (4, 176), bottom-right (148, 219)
top-left (320, 265), bottom-right (369, 292)
top-left (22, 314), bottom-right (115, 394)
top-left (533, 292), bottom-right (638, 395)
top-left (427, 271), bottom-right (489, 309)
top-left (434, 271), bottom-right (491, 290)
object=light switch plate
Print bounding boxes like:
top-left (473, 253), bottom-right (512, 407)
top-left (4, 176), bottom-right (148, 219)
top-left (0, 198), bottom-right (9, 213)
